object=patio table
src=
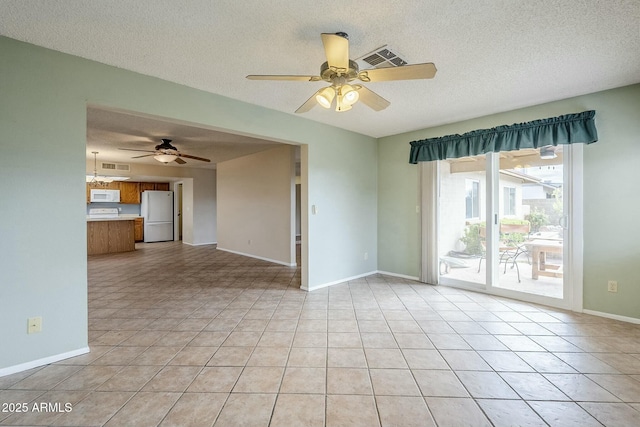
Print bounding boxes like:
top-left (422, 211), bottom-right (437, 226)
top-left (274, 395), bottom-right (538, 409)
top-left (526, 239), bottom-right (563, 280)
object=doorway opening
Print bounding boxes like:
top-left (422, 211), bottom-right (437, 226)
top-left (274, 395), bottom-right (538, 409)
top-left (86, 105), bottom-right (308, 286)
top-left (174, 182), bottom-right (183, 241)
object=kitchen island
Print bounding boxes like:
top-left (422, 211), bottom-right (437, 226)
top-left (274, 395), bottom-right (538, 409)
top-left (87, 216), bottom-right (138, 255)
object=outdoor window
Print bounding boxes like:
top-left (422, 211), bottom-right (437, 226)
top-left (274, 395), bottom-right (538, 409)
top-left (503, 187), bottom-right (516, 216)
top-left (465, 179), bottom-right (480, 219)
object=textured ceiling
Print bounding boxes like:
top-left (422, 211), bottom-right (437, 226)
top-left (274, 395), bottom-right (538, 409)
top-left (86, 107), bottom-right (283, 169)
top-left (2, 1), bottom-right (639, 155)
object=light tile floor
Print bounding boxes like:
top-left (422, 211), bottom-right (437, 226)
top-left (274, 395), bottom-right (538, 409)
top-left (1, 242), bottom-right (640, 426)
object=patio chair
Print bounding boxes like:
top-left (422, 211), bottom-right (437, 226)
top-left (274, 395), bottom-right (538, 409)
top-left (477, 221), bottom-right (531, 282)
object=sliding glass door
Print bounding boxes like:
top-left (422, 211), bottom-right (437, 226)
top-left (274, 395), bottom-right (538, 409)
top-left (436, 153), bottom-right (487, 287)
top-left (433, 146), bottom-right (578, 308)
top-left (495, 148), bottom-right (565, 298)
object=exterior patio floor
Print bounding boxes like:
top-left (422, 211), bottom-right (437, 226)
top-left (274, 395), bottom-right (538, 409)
top-left (441, 257), bottom-right (563, 299)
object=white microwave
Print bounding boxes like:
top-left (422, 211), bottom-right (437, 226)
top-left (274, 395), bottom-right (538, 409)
top-left (90, 189), bottom-right (120, 203)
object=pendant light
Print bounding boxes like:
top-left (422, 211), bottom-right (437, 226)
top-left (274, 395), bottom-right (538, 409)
top-left (87, 152), bottom-right (113, 187)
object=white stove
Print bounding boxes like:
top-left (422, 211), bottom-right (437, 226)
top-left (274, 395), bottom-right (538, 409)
top-left (88, 208), bottom-right (119, 219)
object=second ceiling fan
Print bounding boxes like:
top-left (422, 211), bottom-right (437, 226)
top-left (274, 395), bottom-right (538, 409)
top-left (247, 32), bottom-right (437, 113)
top-left (119, 139), bottom-right (211, 164)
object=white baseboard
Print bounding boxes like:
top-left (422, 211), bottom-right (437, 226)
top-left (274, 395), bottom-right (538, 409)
top-left (216, 247), bottom-right (296, 267)
top-left (303, 270), bottom-right (378, 292)
top-left (0, 347), bottom-right (90, 378)
top-left (582, 309), bottom-right (640, 325)
top-left (376, 270), bottom-right (420, 281)
top-left (182, 241), bottom-right (217, 247)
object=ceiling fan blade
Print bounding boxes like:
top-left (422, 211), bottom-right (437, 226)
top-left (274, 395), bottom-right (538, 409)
top-left (355, 86), bottom-right (391, 111)
top-left (178, 153), bottom-right (211, 162)
top-left (295, 90), bottom-right (321, 114)
top-left (321, 33), bottom-right (349, 71)
top-left (118, 148), bottom-right (156, 153)
top-left (359, 63), bottom-right (437, 82)
top-left (246, 75), bottom-right (322, 82)
top-left (174, 157), bottom-right (187, 165)
top-left (131, 154), bottom-right (155, 159)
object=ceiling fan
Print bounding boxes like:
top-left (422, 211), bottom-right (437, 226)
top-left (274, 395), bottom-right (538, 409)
top-left (119, 139), bottom-right (211, 164)
top-left (247, 32), bottom-right (437, 113)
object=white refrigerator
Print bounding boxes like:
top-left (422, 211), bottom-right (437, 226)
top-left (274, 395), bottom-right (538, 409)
top-left (141, 190), bottom-right (174, 242)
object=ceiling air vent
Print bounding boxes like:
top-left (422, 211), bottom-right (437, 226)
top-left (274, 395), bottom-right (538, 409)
top-left (101, 162), bottom-right (130, 172)
top-left (356, 45), bottom-right (408, 70)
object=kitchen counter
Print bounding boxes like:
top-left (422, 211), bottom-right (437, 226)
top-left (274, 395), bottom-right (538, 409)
top-left (87, 218), bottom-right (136, 255)
top-left (86, 215), bottom-right (141, 222)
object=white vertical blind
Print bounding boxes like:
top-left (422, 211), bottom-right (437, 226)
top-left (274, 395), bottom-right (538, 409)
top-left (419, 161), bottom-right (439, 284)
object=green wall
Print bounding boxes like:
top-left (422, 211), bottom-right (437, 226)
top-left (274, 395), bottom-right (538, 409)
top-left (0, 36), bottom-right (377, 371)
top-left (2, 32), bottom-right (636, 373)
top-left (581, 85), bottom-right (640, 318)
top-left (378, 84), bottom-right (640, 320)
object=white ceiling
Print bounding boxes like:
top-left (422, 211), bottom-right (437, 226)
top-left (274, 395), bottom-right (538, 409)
top-left (2, 0), bottom-right (639, 166)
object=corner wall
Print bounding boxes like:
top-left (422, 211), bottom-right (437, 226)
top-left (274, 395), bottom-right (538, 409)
top-left (217, 146), bottom-right (296, 266)
top-left (378, 84), bottom-right (640, 320)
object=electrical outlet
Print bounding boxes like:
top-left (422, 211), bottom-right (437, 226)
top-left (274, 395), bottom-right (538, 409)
top-left (27, 317), bottom-right (42, 334)
top-left (364, 252), bottom-right (368, 261)
top-left (607, 280), bottom-right (618, 293)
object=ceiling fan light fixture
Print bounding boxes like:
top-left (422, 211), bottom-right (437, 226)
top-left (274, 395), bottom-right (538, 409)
top-left (248, 32), bottom-right (436, 114)
top-left (335, 95), bottom-right (353, 112)
top-left (154, 153), bottom-right (177, 163)
top-left (120, 139), bottom-right (210, 164)
top-left (341, 84), bottom-right (359, 105)
top-left (316, 87), bottom-right (335, 109)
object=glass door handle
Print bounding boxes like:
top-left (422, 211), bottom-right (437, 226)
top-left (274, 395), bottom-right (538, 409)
top-left (559, 215), bottom-right (569, 229)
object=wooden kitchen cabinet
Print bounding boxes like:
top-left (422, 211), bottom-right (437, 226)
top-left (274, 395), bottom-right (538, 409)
top-left (139, 182), bottom-right (170, 198)
top-left (87, 221), bottom-right (110, 254)
top-left (109, 220), bottom-right (135, 253)
top-left (134, 217), bottom-right (144, 242)
top-left (87, 181), bottom-right (170, 204)
top-left (139, 182), bottom-right (156, 193)
top-left (119, 181), bottom-right (140, 204)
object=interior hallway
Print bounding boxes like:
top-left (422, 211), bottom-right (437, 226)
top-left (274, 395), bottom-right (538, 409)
top-left (1, 242), bottom-right (639, 426)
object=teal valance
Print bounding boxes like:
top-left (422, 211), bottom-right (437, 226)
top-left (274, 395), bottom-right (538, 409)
top-left (409, 110), bottom-right (598, 163)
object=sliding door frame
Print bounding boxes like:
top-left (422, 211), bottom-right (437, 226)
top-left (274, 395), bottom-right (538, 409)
top-left (420, 145), bottom-right (584, 312)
